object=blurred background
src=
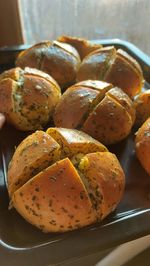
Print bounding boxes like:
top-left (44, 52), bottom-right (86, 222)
top-left (0, 0), bottom-right (149, 55)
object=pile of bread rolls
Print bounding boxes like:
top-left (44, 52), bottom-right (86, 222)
top-left (0, 35), bottom-right (149, 233)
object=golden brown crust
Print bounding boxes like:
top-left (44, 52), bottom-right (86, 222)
top-left (16, 41), bottom-right (52, 69)
top-left (105, 51), bottom-right (143, 98)
top-left (54, 86), bottom-right (100, 128)
top-left (79, 152), bottom-right (125, 219)
top-left (16, 41), bottom-right (81, 89)
top-left (77, 46), bottom-right (116, 81)
top-left (0, 67), bottom-right (61, 131)
top-left (134, 90), bottom-right (150, 126)
top-left (135, 117), bottom-right (150, 175)
top-left (107, 87), bottom-right (136, 123)
top-left (57, 35), bottom-right (102, 60)
top-left (54, 80), bottom-right (112, 129)
top-left (46, 127), bottom-right (107, 157)
top-left (23, 67), bottom-right (60, 91)
top-left (53, 41), bottom-right (80, 59)
top-left (82, 93), bottom-right (132, 145)
top-left (77, 46), bottom-right (143, 97)
top-left (73, 80), bottom-right (112, 91)
top-left (117, 49), bottom-right (143, 78)
top-left (8, 130), bottom-right (61, 197)
top-left (0, 67), bottom-right (21, 81)
top-left (8, 127), bottom-right (125, 232)
top-left (12, 158), bottom-right (97, 232)
top-left (0, 78), bottom-right (16, 120)
top-left (54, 81), bottom-right (135, 145)
top-left (0, 76), bottom-right (31, 129)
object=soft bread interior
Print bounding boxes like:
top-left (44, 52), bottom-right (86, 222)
top-left (77, 155), bottom-right (102, 218)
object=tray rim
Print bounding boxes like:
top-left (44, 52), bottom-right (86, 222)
top-left (0, 38), bottom-right (150, 266)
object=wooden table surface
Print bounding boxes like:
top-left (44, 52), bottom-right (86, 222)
top-left (20, 0), bottom-right (150, 56)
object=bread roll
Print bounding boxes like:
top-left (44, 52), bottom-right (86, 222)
top-left (57, 35), bottom-right (102, 60)
top-left (0, 67), bottom-right (61, 131)
top-left (54, 80), bottom-right (135, 145)
top-left (135, 117), bottom-right (150, 175)
top-left (134, 90), bottom-right (150, 126)
top-left (77, 47), bottom-right (143, 97)
top-left (16, 41), bottom-right (81, 89)
top-left (8, 128), bottom-right (125, 233)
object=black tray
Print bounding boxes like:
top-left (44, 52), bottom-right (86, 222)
top-left (0, 39), bottom-right (150, 266)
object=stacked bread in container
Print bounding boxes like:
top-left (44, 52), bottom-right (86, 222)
top-left (0, 35), bottom-right (149, 233)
